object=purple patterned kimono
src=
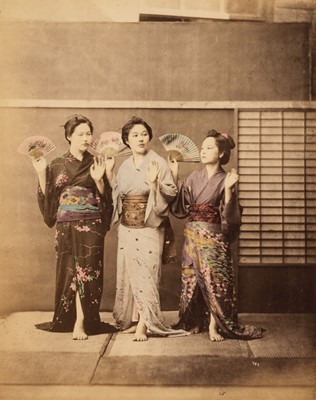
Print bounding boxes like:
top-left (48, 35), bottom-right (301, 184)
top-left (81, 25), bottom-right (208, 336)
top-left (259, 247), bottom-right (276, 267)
top-left (35, 151), bottom-right (114, 334)
top-left (172, 167), bottom-right (264, 340)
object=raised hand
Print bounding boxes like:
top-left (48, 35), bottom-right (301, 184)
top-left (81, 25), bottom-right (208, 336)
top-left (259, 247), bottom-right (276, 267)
top-left (32, 156), bottom-right (47, 174)
top-left (225, 168), bottom-right (239, 190)
top-left (90, 156), bottom-right (106, 182)
top-left (105, 156), bottom-right (115, 173)
top-left (147, 160), bottom-right (160, 184)
top-left (167, 155), bottom-right (179, 181)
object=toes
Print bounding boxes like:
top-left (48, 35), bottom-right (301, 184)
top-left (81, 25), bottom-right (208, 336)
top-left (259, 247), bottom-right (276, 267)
top-left (133, 335), bottom-right (148, 342)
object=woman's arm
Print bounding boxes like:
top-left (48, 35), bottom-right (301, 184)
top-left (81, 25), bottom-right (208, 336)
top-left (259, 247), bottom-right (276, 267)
top-left (168, 155), bottom-right (179, 184)
top-left (32, 157), bottom-right (47, 194)
top-left (224, 168), bottom-right (239, 205)
top-left (90, 156), bottom-right (107, 194)
top-left (104, 156), bottom-right (115, 188)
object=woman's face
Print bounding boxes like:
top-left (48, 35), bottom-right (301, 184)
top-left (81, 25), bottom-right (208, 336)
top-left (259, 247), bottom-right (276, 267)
top-left (126, 124), bottom-right (150, 155)
top-left (68, 123), bottom-right (92, 152)
top-left (200, 137), bottom-right (221, 165)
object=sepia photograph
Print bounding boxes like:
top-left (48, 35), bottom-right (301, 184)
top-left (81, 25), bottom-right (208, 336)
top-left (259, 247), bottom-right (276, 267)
top-left (0, 1), bottom-right (315, 399)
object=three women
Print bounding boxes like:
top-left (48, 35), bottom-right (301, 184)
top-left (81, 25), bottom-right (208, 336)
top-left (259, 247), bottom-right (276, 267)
top-left (32, 114), bottom-right (263, 342)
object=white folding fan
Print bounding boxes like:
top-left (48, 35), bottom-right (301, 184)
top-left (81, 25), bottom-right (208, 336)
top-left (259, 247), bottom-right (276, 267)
top-left (88, 131), bottom-right (132, 158)
top-left (159, 133), bottom-right (200, 162)
top-left (17, 136), bottom-right (56, 159)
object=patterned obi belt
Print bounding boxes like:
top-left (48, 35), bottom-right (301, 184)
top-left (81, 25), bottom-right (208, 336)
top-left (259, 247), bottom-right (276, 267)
top-left (57, 186), bottom-right (100, 222)
top-left (188, 204), bottom-right (221, 224)
top-left (121, 195), bottom-right (148, 228)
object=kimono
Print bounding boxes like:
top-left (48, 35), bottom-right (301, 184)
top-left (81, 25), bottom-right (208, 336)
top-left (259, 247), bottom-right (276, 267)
top-left (35, 151), bottom-right (114, 334)
top-left (171, 167), bottom-right (264, 340)
top-left (112, 150), bottom-right (188, 337)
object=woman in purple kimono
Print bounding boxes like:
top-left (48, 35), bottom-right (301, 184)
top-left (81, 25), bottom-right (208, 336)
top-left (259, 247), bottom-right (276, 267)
top-left (169, 129), bottom-right (264, 341)
top-left (32, 115), bottom-right (114, 339)
top-left (106, 116), bottom-right (188, 341)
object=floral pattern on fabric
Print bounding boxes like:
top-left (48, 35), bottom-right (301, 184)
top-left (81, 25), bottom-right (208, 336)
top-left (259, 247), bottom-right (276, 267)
top-left (171, 168), bottom-right (264, 340)
top-left (35, 151), bottom-right (113, 334)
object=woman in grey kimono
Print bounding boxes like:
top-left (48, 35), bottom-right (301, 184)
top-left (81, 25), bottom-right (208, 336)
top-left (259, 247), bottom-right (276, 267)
top-left (106, 116), bottom-right (188, 341)
top-left (169, 129), bottom-right (264, 341)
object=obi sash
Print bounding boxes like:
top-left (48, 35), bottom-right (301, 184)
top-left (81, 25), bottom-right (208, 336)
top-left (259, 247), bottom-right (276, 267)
top-left (57, 186), bottom-right (101, 222)
top-left (188, 204), bottom-right (221, 224)
top-left (121, 195), bottom-right (149, 228)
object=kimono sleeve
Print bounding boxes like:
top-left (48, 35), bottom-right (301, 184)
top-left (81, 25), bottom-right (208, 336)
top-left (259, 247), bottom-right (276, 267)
top-left (170, 175), bottom-right (192, 219)
top-left (37, 165), bottom-right (59, 228)
top-left (109, 170), bottom-right (121, 226)
top-left (97, 175), bottom-right (113, 233)
top-left (220, 185), bottom-right (243, 243)
top-left (145, 159), bottom-right (177, 224)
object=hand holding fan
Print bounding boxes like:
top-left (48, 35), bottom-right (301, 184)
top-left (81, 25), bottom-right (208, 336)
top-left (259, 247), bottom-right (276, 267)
top-left (159, 134), bottom-right (200, 163)
top-left (17, 136), bottom-right (56, 159)
top-left (88, 131), bottom-right (132, 158)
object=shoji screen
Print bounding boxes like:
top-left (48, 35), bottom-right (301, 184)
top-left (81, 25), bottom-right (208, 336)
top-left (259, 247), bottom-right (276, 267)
top-left (238, 110), bottom-right (316, 265)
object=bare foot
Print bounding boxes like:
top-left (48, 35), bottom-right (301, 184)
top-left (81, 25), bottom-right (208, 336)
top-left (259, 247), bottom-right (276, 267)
top-left (73, 291), bottom-right (88, 340)
top-left (133, 317), bottom-right (148, 342)
top-left (73, 323), bottom-right (88, 340)
top-left (190, 326), bottom-right (201, 334)
top-left (209, 316), bottom-right (224, 342)
top-left (122, 325), bottom-right (137, 334)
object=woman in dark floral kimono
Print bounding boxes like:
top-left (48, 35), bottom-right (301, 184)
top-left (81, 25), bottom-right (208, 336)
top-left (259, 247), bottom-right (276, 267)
top-left (169, 129), bottom-right (264, 341)
top-left (32, 115), bottom-right (114, 339)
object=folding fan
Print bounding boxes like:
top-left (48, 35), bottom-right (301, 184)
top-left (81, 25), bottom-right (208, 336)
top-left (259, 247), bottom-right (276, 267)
top-left (88, 131), bottom-right (132, 157)
top-left (17, 136), bottom-right (56, 159)
top-left (159, 134), bottom-right (200, 162)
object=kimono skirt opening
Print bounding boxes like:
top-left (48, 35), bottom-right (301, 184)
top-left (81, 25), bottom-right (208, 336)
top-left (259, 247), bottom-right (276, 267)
top-left (36, 186), bottom-right (113, 335)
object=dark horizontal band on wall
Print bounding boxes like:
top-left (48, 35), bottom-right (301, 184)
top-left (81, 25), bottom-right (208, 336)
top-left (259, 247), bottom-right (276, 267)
top-left (0, 100), bottom-right (316, 109)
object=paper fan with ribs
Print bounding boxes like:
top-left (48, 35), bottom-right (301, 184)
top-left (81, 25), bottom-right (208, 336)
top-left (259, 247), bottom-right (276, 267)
top-left (159, 133), bottom-right (200, 162)
top-left (17, 136), bottom-right (56, 159)
top-left (88, 131), bottom-right (132, 157)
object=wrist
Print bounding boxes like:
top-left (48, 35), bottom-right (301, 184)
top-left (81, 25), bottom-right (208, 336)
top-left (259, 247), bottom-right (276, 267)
top-left (38, 169), bottom-right (46, 177)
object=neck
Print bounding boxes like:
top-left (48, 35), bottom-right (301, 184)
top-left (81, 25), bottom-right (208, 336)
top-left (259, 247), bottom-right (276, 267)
top-left (205, 162), bottom-right (219, 179)
top-left (132, 151), bottom-right (148, 168)
top-left (70, 147), bottom-right (85, 161)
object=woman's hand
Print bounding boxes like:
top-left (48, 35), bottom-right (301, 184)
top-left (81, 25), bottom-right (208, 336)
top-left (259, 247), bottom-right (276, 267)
top-left (147, 160), bottom-right (160, 184)
top-left (105, 156), bottom-right (115, 173)
top-left (32, 157), bottom-right (47, 174)
top-left (225, 168), bottom-right (239, 190)
top-left (32, 157), bottom-right (47, 194)
top-left (90, 156), bottom-right (106, 182)
top-left (168, 155), bottom-right (179, 182)
top-left (104, 156), bottom-right (115, 188)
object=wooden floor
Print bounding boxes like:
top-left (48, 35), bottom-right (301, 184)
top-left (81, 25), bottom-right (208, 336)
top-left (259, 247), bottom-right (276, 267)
top-left (0, 312), bottom-right (314, 400)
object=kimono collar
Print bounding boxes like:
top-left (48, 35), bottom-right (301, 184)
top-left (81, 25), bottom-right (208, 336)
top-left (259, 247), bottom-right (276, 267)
top-left (203, 166), bottom-right (225, 180)
top-left (130, 149), bottom-right (153, 170)
top-left (66, 150), bottom-right (92, 164)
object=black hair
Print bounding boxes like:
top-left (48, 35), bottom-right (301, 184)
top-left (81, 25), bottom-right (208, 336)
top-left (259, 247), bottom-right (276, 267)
top-left (63, 114), bottom-right (93, 144)
top-left (205, 129), bottom-right (235, 165)
top-left (121, 116), bottom-right (153, 148)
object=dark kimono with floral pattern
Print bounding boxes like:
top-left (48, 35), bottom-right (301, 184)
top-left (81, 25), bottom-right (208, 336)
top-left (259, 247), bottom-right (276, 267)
top-left (36, 151), bottom-right (114, 334)
top-left (171, 167), bottom-right (264, 340)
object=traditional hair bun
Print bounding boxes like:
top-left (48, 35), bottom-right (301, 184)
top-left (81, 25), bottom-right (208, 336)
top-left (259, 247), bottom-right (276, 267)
top-left (221, 133), bottom-right (235, 150)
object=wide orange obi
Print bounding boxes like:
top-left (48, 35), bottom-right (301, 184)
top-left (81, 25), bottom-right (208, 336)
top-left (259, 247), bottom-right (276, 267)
top-left (121, 195), bottom-right (149, 228)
